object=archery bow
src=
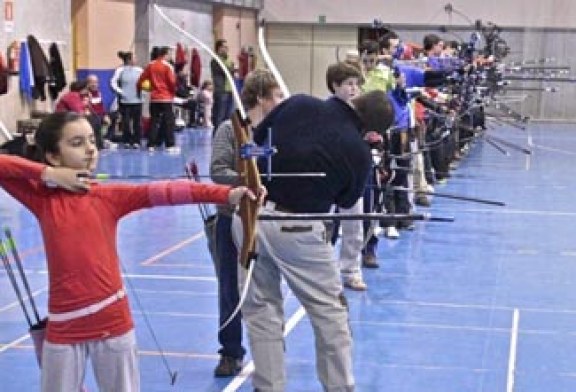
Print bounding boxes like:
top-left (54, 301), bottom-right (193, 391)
top-left (152, 6), bottom-right (263, 341)
top-left (153, 4), bottom-right (260, 269)
top-left (228, 17), bottom-right (295, 267)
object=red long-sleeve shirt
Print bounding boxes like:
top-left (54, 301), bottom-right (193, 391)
top-left (0, 155), bottom-right (231, 344)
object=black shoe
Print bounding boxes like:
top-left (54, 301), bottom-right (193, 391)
top-left (415, 194), bottom-right (431, 207)
top-left (362, 253), bottom-right (379, 268)
top-left (214, 356), bottom-right (243, 377)
top-left (397, 221), bottom-right (415, 231)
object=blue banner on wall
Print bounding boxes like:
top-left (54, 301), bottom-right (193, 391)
top-left (76, 68), bottom-right (116, 112)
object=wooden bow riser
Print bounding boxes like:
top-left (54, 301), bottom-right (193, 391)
top-left (232, 112), bottom-right (261, 268)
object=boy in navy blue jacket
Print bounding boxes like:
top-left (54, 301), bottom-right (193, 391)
top-left (235, 90), bottom-right (394, 392)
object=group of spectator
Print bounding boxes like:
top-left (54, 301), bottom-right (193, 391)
top-left (54, 46), bottom-right (217, 154)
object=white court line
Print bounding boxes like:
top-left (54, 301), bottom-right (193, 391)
top-left (32, 270), bottom-right (217, 282)
top-left (0, 287), bottom-right (47, 314)
top-left (532, 143), bottom-right (576, 156)
top-left (354, 320), bottom-right (509, 333)
top-left (0, 334), bottom-right (30, 354)
top-left (363, 299), bottom-right (576, 316)
top-left (132, 310), bottom-right (217, 319)
top-left (122, 273), bottom-right (216, 282)
top-left (506, 309), bottom-right (520, 392)
top-left (140, 263), bottom-right (214, 269)
top-left (132, 288), bottom-right (217, 296)
top-left (4, 343), bottom-right (220, 360)
top-left (222, 306), bottom-right (307, 392)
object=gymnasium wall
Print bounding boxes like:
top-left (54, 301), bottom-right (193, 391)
top-left (262, 0), bottom-right (576, 28)
top-left (261, 1), bottom-right (576, 121)
top-left (0, 0), bottom-right (259, 140)
top-left (137, 0), bottom-right (258, 91)
top-left (0, 0), bottom-right (573, 140)
top-left (0, 0), bottom-right (71, 134)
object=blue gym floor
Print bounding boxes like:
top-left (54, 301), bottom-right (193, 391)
top-left (1, 123), bottom-right (576, 391)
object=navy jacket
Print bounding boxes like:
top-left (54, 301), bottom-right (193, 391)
top-left (253, 95), bottom-right (371, 213)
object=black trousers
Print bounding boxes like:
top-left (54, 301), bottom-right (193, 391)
top-left (387, 131), bottom-right (411, 224)
top-left (86, 114), bottom-right (104, 150)
top-left (120, 103), bottom-right (142, 145)
top-left (427, 121), bottom-right (450, 181)
top-left (148, 102), bottom-right (175, 148)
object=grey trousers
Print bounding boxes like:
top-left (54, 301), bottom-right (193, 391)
top-left (41, 329), bottom-right (139, 392)
top-left (233, 205), bottom-right (355, 392)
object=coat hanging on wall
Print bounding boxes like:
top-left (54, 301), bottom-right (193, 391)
top-left (238, 48), bottom-right (249, 80)
top-left (175, 42), bottom-right (187, 68)
top-left (26, 35), bottom-right (53, 101)
top-left (238, 46), bottom-right (257, 81)
top-left (7, 40), bottom-right (19, 74)
top-left (0, 53), bottom-right (8, 95)
top-left (189, 47), bottom-right (201, 88)
top-left (48, 43), bottom-right (66, 100)
top-left (19, 41), bottom-right (34, 101)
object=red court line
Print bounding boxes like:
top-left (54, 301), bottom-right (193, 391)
top-left (2, 244), bottom-right (43, 263)
top-left (140, 232), bottom-right (205, 266)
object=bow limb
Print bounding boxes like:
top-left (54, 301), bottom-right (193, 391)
top-left (258, 20), bottom-right (290, 98)
top-left (153, 4), bottom-right (258, 268)
top-left (152, 4), bottom-right (246, 118)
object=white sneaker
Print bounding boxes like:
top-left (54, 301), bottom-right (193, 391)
top-left (175, 118), bottom-right (186, 128)
top-left (344, 276), bottom-right (368, 291)
top-left (103, 140), bottom-right (118, 150)
top-left (385, 226), bottom-right (400, 239)
top-left (165, 146), bottom-right (181, 154)
top-left (426, 184), bottom-right (435, 193)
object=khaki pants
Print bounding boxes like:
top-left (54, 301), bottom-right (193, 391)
top-left (233, 204), bottom-right (355, 392)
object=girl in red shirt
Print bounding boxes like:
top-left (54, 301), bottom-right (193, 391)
top-left (0, 111), bottom-right (261, 392)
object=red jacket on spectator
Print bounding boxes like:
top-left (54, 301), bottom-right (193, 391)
top-left (137, 59), bottom-right (176, 102)
top-left (55, 91), bottom-right (88, 114)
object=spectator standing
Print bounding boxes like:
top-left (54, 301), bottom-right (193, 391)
top-left (210, 39), bottom-right (235, 130)
top-left (111, 51), bottom-right (143, 149)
